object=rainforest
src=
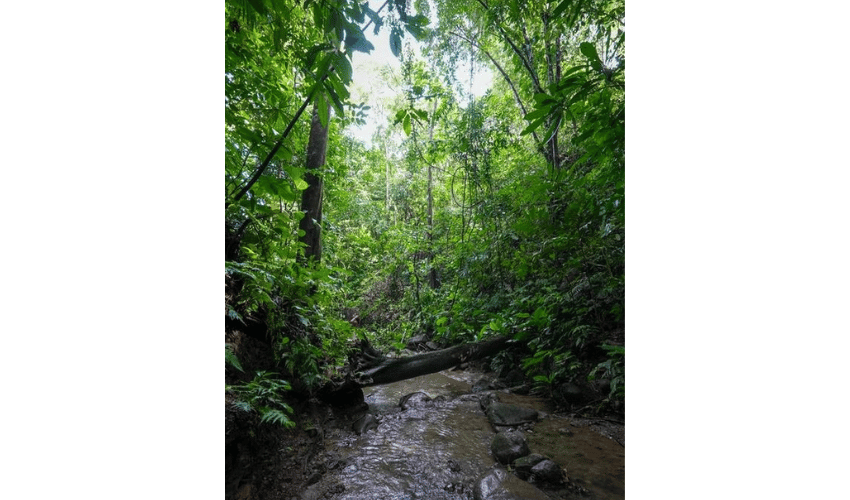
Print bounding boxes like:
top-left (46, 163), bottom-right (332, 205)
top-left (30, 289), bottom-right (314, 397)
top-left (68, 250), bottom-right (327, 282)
top-left (225, 0), bottom-right (624, 498)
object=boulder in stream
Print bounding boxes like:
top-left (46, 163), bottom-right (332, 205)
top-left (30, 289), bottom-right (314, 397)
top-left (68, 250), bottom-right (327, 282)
top-left (486, 402), bottom-right (539, 427)
top-left (479, 392), bottom-right (500, 412)
top-left (473, 467), bottom-right (549, 500)
top-left (530, 459), bottom-right (565, 484)
top-left (352, 413), bottom-right (378, 435)
top-left (398, 391), bottom-right (432, 410)
top-left (472, 377), bottom-right (492, 393)
top-left (512, 453), bottom-right (547, 480)
top-left (490, 431), bottom-right (529, 465)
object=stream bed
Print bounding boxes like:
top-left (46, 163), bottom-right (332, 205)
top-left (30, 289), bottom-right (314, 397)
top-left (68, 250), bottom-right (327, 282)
top-left (300, 370), bottom-right (624, 500)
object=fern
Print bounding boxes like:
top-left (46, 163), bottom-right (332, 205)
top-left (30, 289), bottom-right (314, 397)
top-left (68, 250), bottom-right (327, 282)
top-left (588, 344), bottom-right (625, 400)
top-left (226, 371), bottom-right (295, 427)
top-left (225, 344), bottom-right (244, 372)
top-left (259, 408), bottom-right (296, 428)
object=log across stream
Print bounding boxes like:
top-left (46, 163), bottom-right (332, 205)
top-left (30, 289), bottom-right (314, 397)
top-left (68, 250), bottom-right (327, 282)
top-left (300, 368), bottom-right (625, 500)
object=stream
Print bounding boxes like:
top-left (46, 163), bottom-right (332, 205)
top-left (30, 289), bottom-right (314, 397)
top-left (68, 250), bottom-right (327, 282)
top-left (300, 370), bottom-right (624, 500)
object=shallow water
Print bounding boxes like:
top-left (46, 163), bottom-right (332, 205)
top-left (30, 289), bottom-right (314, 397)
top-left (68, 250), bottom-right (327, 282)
top-left (302, 370), bottom-right (624, 500)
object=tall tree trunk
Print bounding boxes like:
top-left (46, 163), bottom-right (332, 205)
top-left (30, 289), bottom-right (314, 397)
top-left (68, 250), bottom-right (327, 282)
top-left (299, 102), bottom-right (329, 264)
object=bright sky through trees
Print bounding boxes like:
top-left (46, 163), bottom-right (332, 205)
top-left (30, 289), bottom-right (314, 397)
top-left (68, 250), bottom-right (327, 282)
top-left (346, 5), bottom-right (493, 146)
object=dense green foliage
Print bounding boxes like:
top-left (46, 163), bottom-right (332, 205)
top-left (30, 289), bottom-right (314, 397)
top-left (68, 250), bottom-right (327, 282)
top-left (225, 0), bottom-right (625, 417)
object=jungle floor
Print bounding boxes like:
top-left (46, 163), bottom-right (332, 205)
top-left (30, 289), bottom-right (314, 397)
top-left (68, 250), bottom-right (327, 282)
top-left (225, 330), bottom-right (624, 500)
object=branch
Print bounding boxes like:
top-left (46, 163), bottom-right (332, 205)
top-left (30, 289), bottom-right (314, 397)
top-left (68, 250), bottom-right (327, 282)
top-left (227, 76), bottom-right (327, 206)
top-left (227, 1), bottom-right (395, 207)
top-left (449, 30), bottom-right (541, 144)
top-left (475, 0), bottom-right (542, 94)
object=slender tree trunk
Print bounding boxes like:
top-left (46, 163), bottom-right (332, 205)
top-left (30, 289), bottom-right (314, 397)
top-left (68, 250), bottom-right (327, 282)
top-left (299, 102), bottom-right (330, 264)
top-left (426, 98), bottom-right (439, 289)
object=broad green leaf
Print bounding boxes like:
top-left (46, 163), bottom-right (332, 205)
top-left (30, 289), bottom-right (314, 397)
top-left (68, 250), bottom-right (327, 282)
top-left (346, 36), bottom-right (375, 54)
top-left (317, 92), bottom-right (329, 128)
top-left (347, 2), bottom-right (365, 23)
top-left (533, 93), bottom-right (557, 106)
top-left (402, 113), bottom-right (412, 136)
top-left (523, 107), bottom-right (550, 122)
top-left (390, 29), bottom-right (402, 58)
top-left (552, 0), bottom-right (571, 18)
top-left (246, 0), bottom-right (268, 15)
top-left (580, 42), bottom-right (603, 70)
top-left (393, 108), bottom-right (407, 125)
top-left (325, 83), bottom-right (345, 118)
top-left (293, 176), bottom-right (309, 190)
top-left (332, 51), bottom-right (353, 83)
top-left (404, 14), bottom-right (430, 40)
top-left (521, 116), bottom-right (546, 136)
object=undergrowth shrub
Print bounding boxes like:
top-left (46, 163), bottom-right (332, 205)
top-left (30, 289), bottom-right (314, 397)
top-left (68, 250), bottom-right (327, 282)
top-left (227, 371), bottom-right (295, 428)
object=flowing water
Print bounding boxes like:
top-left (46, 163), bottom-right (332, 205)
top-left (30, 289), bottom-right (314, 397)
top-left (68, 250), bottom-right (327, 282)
top-left (301, 370), bottom-right (624, 500)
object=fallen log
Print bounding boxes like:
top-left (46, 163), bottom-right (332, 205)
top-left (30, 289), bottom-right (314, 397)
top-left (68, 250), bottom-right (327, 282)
top-left (356, 336), bottom-right (512, 387)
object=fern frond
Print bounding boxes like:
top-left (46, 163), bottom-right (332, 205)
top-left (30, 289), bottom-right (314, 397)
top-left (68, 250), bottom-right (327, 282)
top-left (259, 409), bottom-right (295, 428)
top-left (225, 344), bottom-right (245, 372)
top-left (231, 400), bottom-right (253, 413)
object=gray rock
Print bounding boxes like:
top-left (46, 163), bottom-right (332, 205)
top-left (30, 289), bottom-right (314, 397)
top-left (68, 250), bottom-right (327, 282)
top-left (425, 341), bottom-right (440, 350)
top-left (473, 468), bottom-right (550, 500)
top-left (479, 392), bottom-right (500, 412)
top-left (486, 402), bottom-right (539, 427)
top-left (512, 453), bottom-right (547, 480)
top-left (399, 391), bottom-right (432, 410)
top-left (351, 413), bottom-right (378, 435)
top-left (531, 459), bottom-right (564, 483)
top-left (472, 377), bottom-right (492, 393)
top-left (490, 431), bottom-right (529, 465)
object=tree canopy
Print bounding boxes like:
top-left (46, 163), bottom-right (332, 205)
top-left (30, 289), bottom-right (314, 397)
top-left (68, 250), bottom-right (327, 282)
top-left (225, 0), bottom-right (625, 421)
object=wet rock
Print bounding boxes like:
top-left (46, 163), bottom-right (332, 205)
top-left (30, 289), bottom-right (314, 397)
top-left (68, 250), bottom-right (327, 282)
top-left (558, 427), bottom-right (574, 436)
top-left (472, 377), bottom-right (492, 393)
top-left (425, 341), bottom-right (440, 350)
top-left (512, 453), bottom-right (547, 480)
top-left (399, 391), bottom-right (432, 410)
top-left (531, 459), bottom-right (565, 484)
top-left (473, 467), bottom-right (550, 500)
top-left (486, 402), bottom-right (539, 427)
top-left (479, 392), bottom-right (500, 412)
top-left (490, 431), bottom-right (529, 465)
top-left (352, 413), bottom-right (378, 435)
